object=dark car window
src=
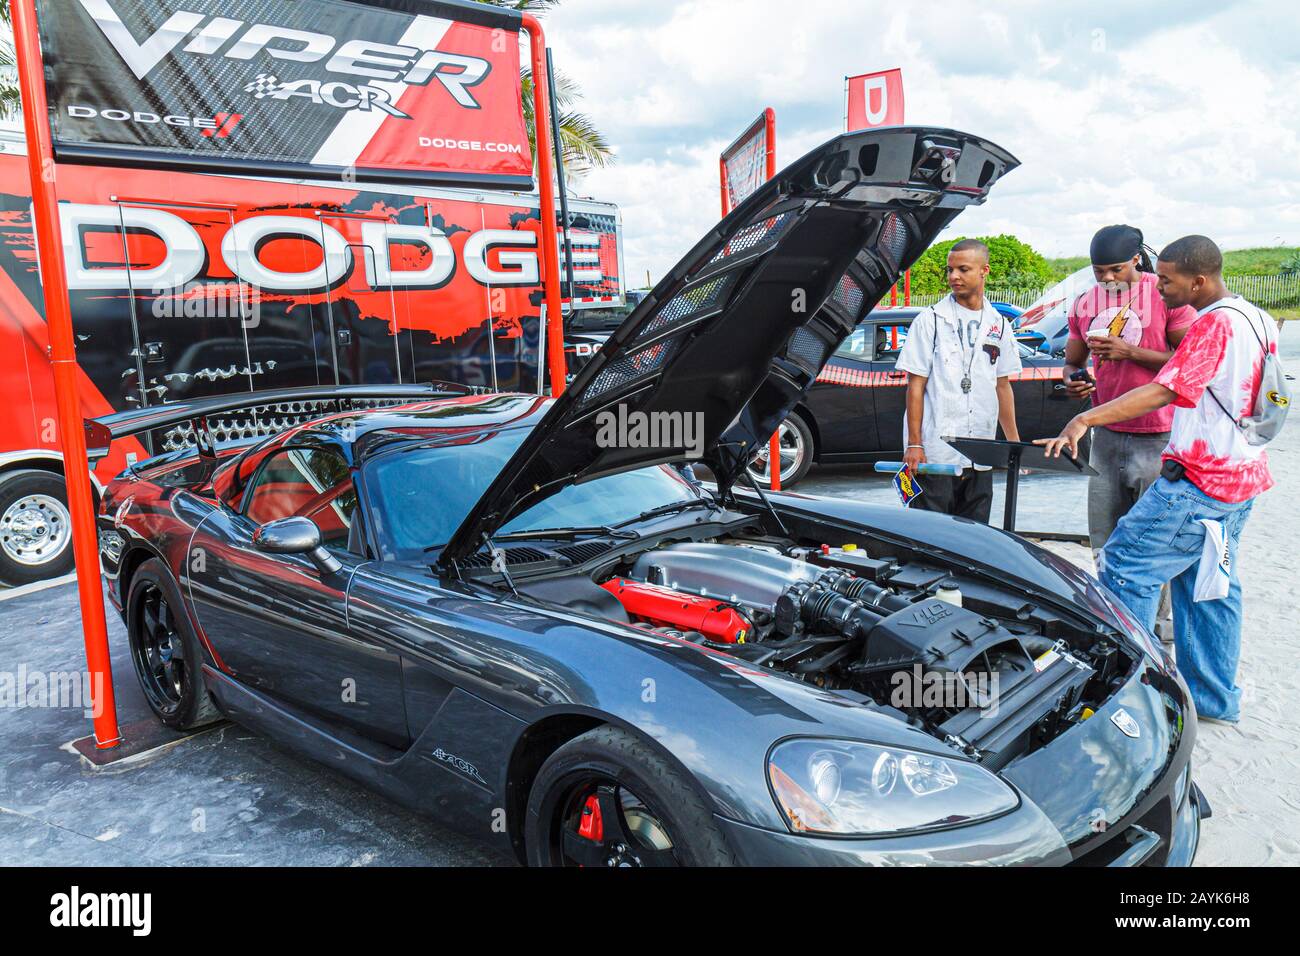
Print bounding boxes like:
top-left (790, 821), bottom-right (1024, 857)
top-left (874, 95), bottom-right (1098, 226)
top-left (244, 447), bottom-right (358, 550)
top-left (566, 305), bottom-right (632, 333)
top-left (364, 427), bottom-right (701, 561)
top-left (834, 325), bottom-right (871, 360)
top-left (874, 322), bottom-right (911, 361)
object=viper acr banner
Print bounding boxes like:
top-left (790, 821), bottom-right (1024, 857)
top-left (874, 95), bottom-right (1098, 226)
top-left (34, 0), bottom-right (534, 188)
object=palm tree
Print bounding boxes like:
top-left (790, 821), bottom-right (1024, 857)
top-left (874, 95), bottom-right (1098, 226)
top-left (0, 1), bottom-right (21, 121)
top-left (472, 0), bottom-right (613, 176)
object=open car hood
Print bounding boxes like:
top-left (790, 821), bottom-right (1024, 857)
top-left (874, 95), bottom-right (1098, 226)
top-left (441, 127), bottom-right (1019, 566)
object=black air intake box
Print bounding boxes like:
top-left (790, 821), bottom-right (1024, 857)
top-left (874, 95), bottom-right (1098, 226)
top-left (858, 600), bottom-right (1032, 683)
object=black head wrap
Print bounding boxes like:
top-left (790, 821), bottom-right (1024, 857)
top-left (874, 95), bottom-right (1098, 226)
top-left (1090, 224), bottom-right (1153, 271)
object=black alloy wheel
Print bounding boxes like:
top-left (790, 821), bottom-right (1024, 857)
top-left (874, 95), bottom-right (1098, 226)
top-left (132, 581), bottom-right (187, 717)
top-left (556, 779), bottom-right (678, 868)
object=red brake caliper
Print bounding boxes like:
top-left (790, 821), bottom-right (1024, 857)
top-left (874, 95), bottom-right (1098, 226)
top-left (577, 793), bottom-right (604, 842)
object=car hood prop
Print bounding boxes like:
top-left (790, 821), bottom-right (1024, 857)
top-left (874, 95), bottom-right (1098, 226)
top-left (440, 127), bottom-right (1019, 567)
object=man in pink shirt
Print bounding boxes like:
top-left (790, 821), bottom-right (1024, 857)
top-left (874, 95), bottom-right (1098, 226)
top-left (1064, 225), bottom-right (1197, 642)
top-left (1040, 236), bottom-right (1277, 723)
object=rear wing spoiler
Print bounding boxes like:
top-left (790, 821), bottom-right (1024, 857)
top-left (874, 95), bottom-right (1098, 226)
top-left (85, 383), bottom-right (481, 461)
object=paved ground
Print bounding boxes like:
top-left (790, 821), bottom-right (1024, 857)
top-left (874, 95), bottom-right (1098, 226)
top-left (0, 583), bottom-right (508, 866)
top-left (1, 324), bottom-right (1296, 867)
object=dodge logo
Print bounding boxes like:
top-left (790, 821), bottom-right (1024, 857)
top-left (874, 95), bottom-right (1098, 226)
top-left (1109, 708), bottom-right (1141, 739)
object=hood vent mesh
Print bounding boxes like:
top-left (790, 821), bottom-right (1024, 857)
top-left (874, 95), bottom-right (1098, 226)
top-left (637, 272), bottom-right (735, 342)
top-left (581, 336), bottom-right (681, 407)
top-left (878, 213), bottom-right (911, 267)
top-left (707, 212), bottom-right (792, 264)
top-left (831, 272), bottom-right (866, 319)
top-left (787, 327), bottom-right (831, 374)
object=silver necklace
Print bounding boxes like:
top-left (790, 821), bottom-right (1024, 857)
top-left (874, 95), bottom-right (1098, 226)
top-left (954, 299), bottom-right (982, 394)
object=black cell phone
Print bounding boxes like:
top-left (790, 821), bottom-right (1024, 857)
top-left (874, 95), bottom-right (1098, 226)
top-left (1069, 369), bottom-right (1094, 385)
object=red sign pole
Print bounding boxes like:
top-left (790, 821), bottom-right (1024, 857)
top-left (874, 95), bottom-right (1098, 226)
top-left (719, 109), bottom-right (782, 489)
top-left (522, 15), bottom-right (568, 398)
top-left (11, 0), bottom-right (120, 748)
top-left (761, 110), bottom-right (781, 490)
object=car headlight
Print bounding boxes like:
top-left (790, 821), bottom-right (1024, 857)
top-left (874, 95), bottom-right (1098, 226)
top-left (767, 738), bottom-right (1018, 837)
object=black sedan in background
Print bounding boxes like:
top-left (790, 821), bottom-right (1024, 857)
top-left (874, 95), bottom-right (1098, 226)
top-left (748, 307), bottom-right (1090, 486)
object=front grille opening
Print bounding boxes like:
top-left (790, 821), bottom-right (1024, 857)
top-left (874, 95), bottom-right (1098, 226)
top-left (1068, 797), bottom-right (1173, 867)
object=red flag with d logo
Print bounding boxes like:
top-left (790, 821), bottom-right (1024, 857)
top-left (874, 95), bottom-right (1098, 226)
top-left (846, 68), bottom-right (905, 131)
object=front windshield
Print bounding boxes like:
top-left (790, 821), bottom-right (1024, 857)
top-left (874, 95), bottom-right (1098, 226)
top-left (363, 427), bottom-right (704, 561)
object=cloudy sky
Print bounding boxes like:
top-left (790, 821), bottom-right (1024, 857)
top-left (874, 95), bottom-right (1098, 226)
top-left (544, 0), bottom-right (1299, 286)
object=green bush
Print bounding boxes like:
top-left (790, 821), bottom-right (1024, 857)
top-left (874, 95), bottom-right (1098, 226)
top-left (910, 235), bottom-right (1056, 296)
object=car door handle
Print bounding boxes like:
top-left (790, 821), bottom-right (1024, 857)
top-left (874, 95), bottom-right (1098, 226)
top-left (886, 371), bottom-right (907, 380)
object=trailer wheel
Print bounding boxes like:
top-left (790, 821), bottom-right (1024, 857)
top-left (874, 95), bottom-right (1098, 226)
top-left (0, 470), bottom-right (75, 586)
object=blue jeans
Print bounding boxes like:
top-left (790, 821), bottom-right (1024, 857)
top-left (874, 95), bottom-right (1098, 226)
top-left (1100, 477), bottom-right (1255, 722)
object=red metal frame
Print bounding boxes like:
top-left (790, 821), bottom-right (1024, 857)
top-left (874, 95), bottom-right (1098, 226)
top-left (718, 109), bottom-right (781, 489)
top-left (718, 108), bottom-right (776, 217)
top-left (522, 15), bottom-right (568, 398)
top-left (8, 3), bottom-right (569, 749)
top-left (12, 0), bottom-right (120, 748)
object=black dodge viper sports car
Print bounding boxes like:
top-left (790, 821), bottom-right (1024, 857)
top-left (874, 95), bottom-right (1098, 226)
top-left (91, 127), bottom-right (1206, 867)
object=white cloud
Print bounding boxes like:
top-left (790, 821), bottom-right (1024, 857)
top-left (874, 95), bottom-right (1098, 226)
top-left (546, 0), bottom-right (1299, 285)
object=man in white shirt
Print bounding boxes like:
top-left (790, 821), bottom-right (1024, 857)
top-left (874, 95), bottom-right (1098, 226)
top-left (896, 239), bottom-right (1022, 522)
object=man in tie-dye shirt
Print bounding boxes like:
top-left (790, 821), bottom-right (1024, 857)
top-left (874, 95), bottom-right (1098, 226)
top-left (1039, 236), bottom-right (1278, 723)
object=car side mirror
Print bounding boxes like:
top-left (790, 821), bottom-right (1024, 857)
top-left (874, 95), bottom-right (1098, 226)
top-left (252, 516), bottom-right (342, 574)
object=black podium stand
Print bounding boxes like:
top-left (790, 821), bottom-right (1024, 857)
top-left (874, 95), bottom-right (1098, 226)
top-left (943, 437), bottom-right (1098, 534)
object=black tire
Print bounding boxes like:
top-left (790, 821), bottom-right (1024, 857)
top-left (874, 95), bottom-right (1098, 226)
top-left (0, 469), bottom-right (75, 586)
top-left (126, 558), bottom-right (221, 730)
top-left (747, 411), bottom-right (815, 489)
top-left (525, 725), bottom-right (739, 867)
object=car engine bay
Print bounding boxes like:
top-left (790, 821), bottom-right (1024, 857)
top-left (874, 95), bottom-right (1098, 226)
top-left (496, 522), bottom-right (1140, 772)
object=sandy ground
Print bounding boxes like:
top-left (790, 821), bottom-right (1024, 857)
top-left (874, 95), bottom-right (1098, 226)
top-left (1191, 325), bottom-right (1300, 865)
top-left (803, 321), bottom-right (1300, 866)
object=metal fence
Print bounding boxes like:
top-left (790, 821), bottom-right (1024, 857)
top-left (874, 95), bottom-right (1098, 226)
top-left (1225, 273), bottom-right (1300, 311)
top-left (896, 273), bottom-right (1300, 313)
top-left (902, 289), bottom-right (1042, 309)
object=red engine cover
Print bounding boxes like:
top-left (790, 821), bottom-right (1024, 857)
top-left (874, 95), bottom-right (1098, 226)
top-left (601, 578), bottom-right (752, 643)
